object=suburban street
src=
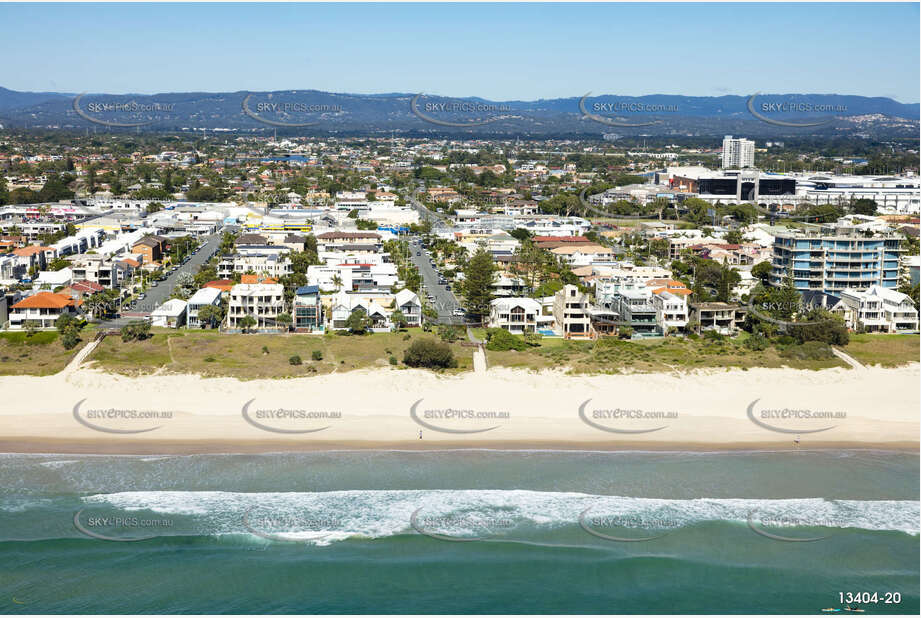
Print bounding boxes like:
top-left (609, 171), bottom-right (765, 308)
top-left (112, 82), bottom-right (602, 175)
top-left (102, 231), bottom-right (224, 327)
top-left (406, 237), bottom-right (465, 325)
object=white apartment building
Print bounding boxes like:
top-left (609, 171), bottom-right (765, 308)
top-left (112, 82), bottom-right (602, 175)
top-left (553, 284), bottom-right (593, 339)
top-left (218, 254), bottom-right (292, 279)
top-left (721, 136), bottom-right (755, 169)
top-left (307, 262), bottom-right (398, 292)
top-left (227, 283), bottom-right (284, 331)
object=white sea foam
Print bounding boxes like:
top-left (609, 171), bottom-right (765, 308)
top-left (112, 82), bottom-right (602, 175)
top-left (79, 490), bottom-right (921, 545)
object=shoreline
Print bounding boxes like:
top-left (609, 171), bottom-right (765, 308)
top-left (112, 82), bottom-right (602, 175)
top-left (3, 439), bottom-right (919, 456)
top-left (2, 363), bottom-right (918, 455)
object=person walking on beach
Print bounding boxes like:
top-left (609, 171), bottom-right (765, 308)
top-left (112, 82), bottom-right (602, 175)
top-left (419, 429), bottom-right (423, 440)
top-left (793, 434), bottom-right (800, 449)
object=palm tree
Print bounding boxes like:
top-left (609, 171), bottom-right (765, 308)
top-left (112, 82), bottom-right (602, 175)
top-left (331, 274), bottom-right (343, 293)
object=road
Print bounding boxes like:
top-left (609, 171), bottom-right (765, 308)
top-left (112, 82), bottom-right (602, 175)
top-left (101, 231), bottom-right (223, 327)
top-left (408, 188), bottom-right (453, 234)
top-left (405, 237), bottom-right (465, 325)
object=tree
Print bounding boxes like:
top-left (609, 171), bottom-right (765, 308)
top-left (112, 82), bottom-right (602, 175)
top-left (724, 230), bottom-right (743, 245)
top-left (788, 309), bottom-right (849, 346)
top-left (197, 305), bottom-right (223, 329)
top-left (462, 249), bottom-right (496, 318)
top-left (276, 312), bottom-right (292, 330)
top-left (851, 198), bottom-right (877, 216)
top-left (403, 338), bottom-right (457, 369)
top-left (239, 315), bottom-right (257, 333)
top-left (344, 308), bottom-right (371, 334)
top-left (391, 310), bottom-right (408, 330)
top-left (752, 261), bottom-right (773, 285)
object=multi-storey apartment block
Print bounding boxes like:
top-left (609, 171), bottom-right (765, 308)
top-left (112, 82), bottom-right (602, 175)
top-left (770, 229), bottom-right (902, 294)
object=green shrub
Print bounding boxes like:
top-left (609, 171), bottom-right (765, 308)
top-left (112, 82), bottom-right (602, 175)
top-left (311, 350), bottom-right (323, 361)
top-left (389, 355), bottom-right (398, 365)
top-left (262, 345), bottom-right (270, 354)
top-left (120, 321), bottom-right (151, 342)
top-left (289, 354), bottom-right (302, 365)
top-left (485, 328), bottom-right (527, 351)
top-left (403, 338), bottom-right (457, 369)
top-left (744, 333), bottom-right (769, 351)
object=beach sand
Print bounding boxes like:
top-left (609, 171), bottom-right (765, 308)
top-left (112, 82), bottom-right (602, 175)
top-left (1, 364), bottom-right (918, 453)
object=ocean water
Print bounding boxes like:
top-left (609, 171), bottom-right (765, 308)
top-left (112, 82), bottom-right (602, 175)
top-left (0, 450), bottom-right (917, 614)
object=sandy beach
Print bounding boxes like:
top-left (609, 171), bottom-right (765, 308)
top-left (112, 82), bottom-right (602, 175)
top-left (1, 364), bottom-right (918, 453)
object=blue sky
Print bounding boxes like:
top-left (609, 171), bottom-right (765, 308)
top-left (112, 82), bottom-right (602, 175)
top-left (1, 2), bottom-right (918, 102)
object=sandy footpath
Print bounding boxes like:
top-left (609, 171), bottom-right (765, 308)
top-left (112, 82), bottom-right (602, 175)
top-left (0, 364), bottom-right (918, 453)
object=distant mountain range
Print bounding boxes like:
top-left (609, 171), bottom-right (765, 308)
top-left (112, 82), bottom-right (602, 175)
top-left (0, 86), bottom-right (917, 138)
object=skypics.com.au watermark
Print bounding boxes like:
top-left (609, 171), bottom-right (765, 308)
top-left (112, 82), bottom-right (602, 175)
top-left (579, 507), bottom-right (683, 542)
top-left (242, 508), bottom-right (345, 543)
top-left (410, 508), bottom-right (517, 542)
top-left (579, 92), bottom-right (677, 128)
top-left (746, 398), bottom-right (846, 435)
top-left (578, 399), bottom-right (677, 434)
top-left (410, 399), bottom-right (510, 434)
top-left (747, 509), bottom-right (842, 542)
top-left (72, 399), bottom-right (173, 434)
top-left (747, 93), bottom-right (842, 128)
top-left (242, 93), bottom-right (344, 127)
top-left (72, 94), bottom-right (174, 128)
top-left (745, 295), bottom-right (837, 329)
top-left (74, 508), bottom-right (175, 542)
top-left (241, 399), bottom-right (342, 434)
top-left (410, 94), bottom-right (511, 127)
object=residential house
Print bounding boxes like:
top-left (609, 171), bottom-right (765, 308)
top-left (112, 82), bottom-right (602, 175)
top-left (830, 285), bottom-right (919, 333)
top-left (293, 285), bottom-right (323, 332)
top-left (393, 288), bottom-right (422, 327)
top-left (151, 298), bottom-right (188, 328)
top-left (689, 302), bottom-right (748, 335)
top-left (553, 284), bottom-right (593, 339)
top-left (186, 287), bottom-right (223, 328)
top-left (9, 292), bottom-right (80, 329)
top-left (489, 297), bottom-right (552, 334)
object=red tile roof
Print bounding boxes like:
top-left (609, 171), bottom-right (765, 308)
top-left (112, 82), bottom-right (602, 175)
top-left (13, 292), bottom-right (77, 310)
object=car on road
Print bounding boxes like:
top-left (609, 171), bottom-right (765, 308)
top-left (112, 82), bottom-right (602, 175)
top-left (151, 282), bottom-right (158, 287)
top-left (453, 308), bottom-right (466, 317)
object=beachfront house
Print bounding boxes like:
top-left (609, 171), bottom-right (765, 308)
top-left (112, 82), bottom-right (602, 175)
top-left (689, 301), bottom-right (748, 335)
top-left (552, 284), bottom-right (593, 339)
top-left (9, 291), bottom-right (80, 329)
top-left (293, 285), bottom-right (323, 332)
top-left (489, 297), bottom-right (551, 334)
top-left (151, 298), bottom-right (188, 328)
top-left (186, 287), bottom-right (223, 329)
top-left (829, 285), bottom-right (919, 333)
top-left (394, 289), bottom-right (422, 327)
